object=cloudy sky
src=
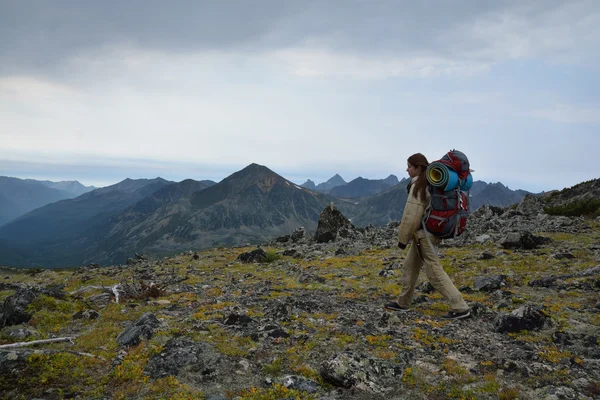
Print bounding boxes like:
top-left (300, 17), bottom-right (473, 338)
top-left (1, 1), bottom-right (598, 191)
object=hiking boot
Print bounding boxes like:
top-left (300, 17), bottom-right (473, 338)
top-left (441, 309), bottom-right (471, 320)
top-left (384, 302), bottom-right (410, 312)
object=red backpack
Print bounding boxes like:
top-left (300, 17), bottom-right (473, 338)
top-left (422, 150), bottom-right (472, 239)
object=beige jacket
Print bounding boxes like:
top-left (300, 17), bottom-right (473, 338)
top-left (397, 178), bottom-right (429, 245)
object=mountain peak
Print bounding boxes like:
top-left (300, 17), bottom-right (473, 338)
top-left (301, 179), bottom-right (317, 190)
top-left (327, 174), bottom-right (346, 184)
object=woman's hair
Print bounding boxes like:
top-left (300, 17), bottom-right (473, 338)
top-left (407, 153), bottom-right (429, 202)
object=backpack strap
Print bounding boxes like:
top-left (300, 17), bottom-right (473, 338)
top-left (453, 186), bottom-right (462, 238)
top-left (421, 219), bottom-right (439, 259)
top-left (421, 185), bottom-right (439, 258)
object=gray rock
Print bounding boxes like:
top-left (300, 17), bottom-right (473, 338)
top-left (320, 352), bottom-right (406, 393)
top-left (474, 275), bottom-right (506, 292)
top-left (0, 349), bottom-right (34, 380)
top-left (501, 231), bottom-right (539, 250)
top-left (516, 194), bottom-right (544, 216)
top-left (475, 234), bottom-right (492, 243)
top-left (378, 269), bottom-right (396, 278)
top-left (418, 281), bottom-right (435, 294)
top-left (281, 375), bottom-right (320, 393)
top-left (298, 273), bottom-right (326, 284)
top-left (552, 252), bottom-right (575, 259)
top-left (314, 204), bottom-right (356, 243)
top-left (237, 248), bottom-right (267, 263)
top-left (88, 293), bottom-right (112, 308)
top-left (290, 227), bottom-right (306, 242)
top-left (72, 309), bottom-right (100, 320)
top-left (0, 289), bottom-right (38, 328)
top-left (494, 305), bottom-right (549, 333)
top-left (144, 336), bottom-right (227, 383)
top-left (116, 312), bottom-right (162, 346)
top-left (7, 328), bottom-right (39, 340)
top-left (223, 313), bottom-right (253, 326)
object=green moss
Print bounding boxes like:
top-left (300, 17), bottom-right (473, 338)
top-left (264, 250), bottom-right (283, 263)
top-left (26, 295), bottom-right (79, 335)
top-left (262, 357), bottom-right (284, 375)
top-left (19, 352), bottom-right (106, 398)
top-left (231, 384), bottom-right (316, 400)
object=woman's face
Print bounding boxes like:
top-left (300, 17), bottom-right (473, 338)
top-left (406, 162), bottom-right (420, 178)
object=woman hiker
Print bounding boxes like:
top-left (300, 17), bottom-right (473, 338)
top-left (384, 153), bottom-right (471, 319)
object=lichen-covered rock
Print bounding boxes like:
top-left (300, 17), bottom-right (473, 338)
top-left (500, 231), bottom-right (539, 249)
top-left (0, 288), bottom-right (38, 328)
top-left (474, 275), bottom-right (507, 292)
top-left (116, 312), bottom-right (162, 346)
top-left (280, 375), bottom-right (320, 393)
top-left (144, 337), bottom-right (224, 380)
top-left (87, 293), bottom-right (112, 308)
top-left (223, 313), bottom-right (253, 326)
top-left (290, 227), bottom-right (306, 242)
top-left (314, 204), bottom-right (356, 243)
top-left (494, 305), bottom-right (549, 333)
top-left (319, 352), bottom-right (407, 393)
top-left (237, 248), bottom-right (267, 263)
top-left (516, 194), bottom-right (545, 216)
top-left (72, 309), bottom-right (100, 320)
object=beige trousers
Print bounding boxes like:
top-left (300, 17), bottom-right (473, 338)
top-left (396, 234), bottom-right (469, 312)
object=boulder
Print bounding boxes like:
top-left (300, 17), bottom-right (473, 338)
top-left (88, 293), bottom-right (112, 308)
top-left (320, 351), bottom-right (406, 393)
top-left (474, 275), bottom-right (507, 292)
top-left (237, 248), bottom-right (267, 263)
top-left (290, 227), bottom-right (306, 242)
top-left (144, 336), bottom-right (227, 382)
top-left (280, 375), bottom-right (320, 394)
top-left (223, 313), bottom-right (253, 326)
top-left (116, 312), bottom-right (162, 346)
top-left (72, 309), bottom-right (100, 320)
top-left (7, 328), bottom-right (39, 340)
top-left (314, 204), bottom-right (355, 243)
top-left (0, 289), bottom-right (38, 328)
top-left (494, 305), bottom-right (549, 333)
top-left (500, 231), bottom-right (550, 250)
top-left (516, 194), bottom-right (544, 216)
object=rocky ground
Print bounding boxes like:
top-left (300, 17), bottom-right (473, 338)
top-left (0, 196), bottom-right (599, 400)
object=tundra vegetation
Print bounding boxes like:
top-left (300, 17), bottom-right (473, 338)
top-left (0, 208), bottom-right (599, 399)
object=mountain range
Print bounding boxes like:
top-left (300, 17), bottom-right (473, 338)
top-left (0, 164), bottom-right (566, 268)
top-left (0, 177), bottom-right (96, 226)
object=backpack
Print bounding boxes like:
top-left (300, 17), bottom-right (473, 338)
top-left (422, 150), bottom-right (473, 239)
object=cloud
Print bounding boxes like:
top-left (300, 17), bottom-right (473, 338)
top-left (0, 1), bottom-right (598, 193)
top-left (2, 1), bottom-right (598, 79)
top-left (529, 104), bottom-right (600, 124)
top-left (272, 49), bottom-right (490, 79)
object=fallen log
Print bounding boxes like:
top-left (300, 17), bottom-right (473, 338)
top-left (0, 337), bottom-right (74, 348)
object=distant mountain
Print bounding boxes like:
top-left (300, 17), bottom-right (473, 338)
top-left (382, 174), bottom-right (400, 186)
top-left (349, 180), bottom-right (410, 227)
top-left (300, 179), bottom-right (316, 190)
top-left (95, 164), bottom-right (347, 266)
top-left (314, 174), bottom-right (347, 193)
top-left (0, 176), bottom-right (94, 226)
top-left (0, 164), bottom-right (555, 268)
top-left (0, 178), bottom-right (175, 267)
top-left (329, 175), bottom-right (400, 198)
top-left (38, 180), bottom-right (96, 196)
top-left (0, 166), bottom-right (351, 268)
top-left (469, 182), bottom-right (530, 210)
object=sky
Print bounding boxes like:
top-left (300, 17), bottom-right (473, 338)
top-left (1, 1), bottom-right (599, 192)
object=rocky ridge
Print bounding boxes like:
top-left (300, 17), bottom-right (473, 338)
top-left (0, 195), bottom-right (599, 399)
